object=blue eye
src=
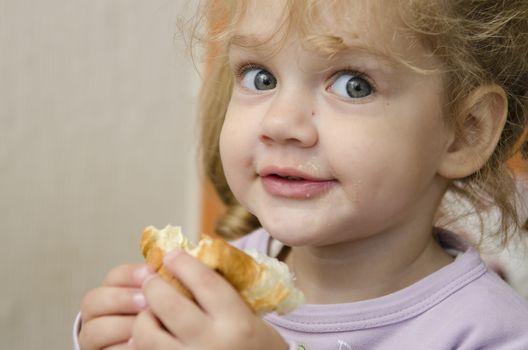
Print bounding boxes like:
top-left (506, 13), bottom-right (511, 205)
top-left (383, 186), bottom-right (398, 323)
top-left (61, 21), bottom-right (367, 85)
top-left (240, 68), bottom-right (277, 91)
top-left (329, 73), bottom-right (372, 98)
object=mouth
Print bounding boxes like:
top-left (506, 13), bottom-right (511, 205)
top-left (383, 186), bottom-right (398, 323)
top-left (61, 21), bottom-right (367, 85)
top-left (269, 174), bottom-right (307, 181)
top-left (259, 167), bottom-right (326, 182)
top-left (258, 167), bottom-right (336, 199)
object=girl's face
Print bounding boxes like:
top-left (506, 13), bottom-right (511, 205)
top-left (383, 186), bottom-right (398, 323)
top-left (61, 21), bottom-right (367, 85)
top-left (220, 0), bottom-right (453, 247)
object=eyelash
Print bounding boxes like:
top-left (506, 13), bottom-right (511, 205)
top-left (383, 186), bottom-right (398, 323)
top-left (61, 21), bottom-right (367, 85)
top-left (232, 62), bottom-right (269, 82)
top-left (232, 61), bottom-right (376, 94)
top-left (328, 66), bottom-right (376, 93)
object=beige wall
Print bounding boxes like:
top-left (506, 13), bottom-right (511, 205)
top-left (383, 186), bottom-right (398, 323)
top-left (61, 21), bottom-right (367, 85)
top-left (0, 0), bottom-right (200, 348)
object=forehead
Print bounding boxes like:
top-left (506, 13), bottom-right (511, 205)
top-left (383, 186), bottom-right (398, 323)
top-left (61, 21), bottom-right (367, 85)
top-left (235, 1), bottom-right (395, 49)
top-left (230, 0), bottom-right (433, 68)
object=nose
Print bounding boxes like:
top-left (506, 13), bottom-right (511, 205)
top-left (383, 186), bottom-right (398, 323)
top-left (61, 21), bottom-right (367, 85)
top-left (259, 90), bottom-right (318, 147)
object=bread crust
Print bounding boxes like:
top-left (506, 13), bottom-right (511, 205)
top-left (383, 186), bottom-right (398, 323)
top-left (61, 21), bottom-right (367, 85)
top-left (140, 228), bottom-right (193, 299)
top-left (140, 225), bottom-right (303, 315)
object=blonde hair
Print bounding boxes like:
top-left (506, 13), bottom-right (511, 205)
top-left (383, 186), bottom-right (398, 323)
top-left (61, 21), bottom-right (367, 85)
top-left (187, 0), bottom-right (528, 242)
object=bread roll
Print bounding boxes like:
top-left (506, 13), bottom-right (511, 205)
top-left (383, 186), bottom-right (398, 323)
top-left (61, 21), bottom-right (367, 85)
top-left (140, 225), bottom-right (304, 315)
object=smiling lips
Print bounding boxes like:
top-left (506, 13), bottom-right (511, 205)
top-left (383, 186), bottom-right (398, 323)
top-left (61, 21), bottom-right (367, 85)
top-left (259, 167), bottom-right (336, 199)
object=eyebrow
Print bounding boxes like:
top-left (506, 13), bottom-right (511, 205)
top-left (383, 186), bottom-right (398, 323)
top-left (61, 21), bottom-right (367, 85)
top-left (229, 34), bottom-right (277, 48)
top-left (229, 33), bottom-right (396, 63)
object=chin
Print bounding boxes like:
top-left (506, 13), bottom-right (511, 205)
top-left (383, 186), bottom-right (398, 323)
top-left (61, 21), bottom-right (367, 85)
top-left (260, 220), bottom-right (323, 247)
top-left (250, 203), bottom-right (351, 247)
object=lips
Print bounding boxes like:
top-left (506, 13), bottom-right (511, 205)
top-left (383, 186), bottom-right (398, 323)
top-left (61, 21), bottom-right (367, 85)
top-left (259, 167), bottom-right (336, 199)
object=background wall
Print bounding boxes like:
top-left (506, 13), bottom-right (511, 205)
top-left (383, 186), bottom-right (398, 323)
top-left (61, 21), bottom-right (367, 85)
top-left (0, 0), bottom-right (200, 348)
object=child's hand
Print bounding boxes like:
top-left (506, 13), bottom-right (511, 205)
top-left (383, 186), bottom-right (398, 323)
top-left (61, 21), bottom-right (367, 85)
top-left (79, 263), bottom-right (155, 350)
top-left (131, 250), bottom-right (289, 350)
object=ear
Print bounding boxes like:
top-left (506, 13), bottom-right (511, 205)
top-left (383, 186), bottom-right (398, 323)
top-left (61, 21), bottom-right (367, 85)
top-left (438, 84), bottom-right (508, 179)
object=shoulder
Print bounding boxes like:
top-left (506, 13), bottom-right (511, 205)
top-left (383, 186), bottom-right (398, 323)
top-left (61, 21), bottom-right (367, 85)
top-left (428, 267), bottom-right (528, 348)
top-left (455, 269), bottom-right (528, 321)
top-left (436, 230), bottom-right (528, 324)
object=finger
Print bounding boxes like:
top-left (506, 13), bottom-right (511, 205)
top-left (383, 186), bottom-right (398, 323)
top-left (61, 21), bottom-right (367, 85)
top-left (79, 315), bottom-right (135, 350)
top-left (81, 287), bottom-right (147, 323)
top-left (103, 264), bottom-right (155, 287)
top-left (142, 275), bottom-right (208, 343)
top-left (104, 342), bottom-right (134, 350)
top-left (163, 250), bottom-right (249, 316)
top-left (132, 309), bottom-right (182, 349)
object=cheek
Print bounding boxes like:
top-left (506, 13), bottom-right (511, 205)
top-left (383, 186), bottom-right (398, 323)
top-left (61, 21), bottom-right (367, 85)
top-left (219, 115), bottom-right (255, 194)
top-left (218, 122), bottom-right (230, 164)
top-left (323, 125), bottom-right (425, 199)
top-left (219, 123), bottom-right (243, 203)
top-left (220, 113), bottom-right (251, 163)
top-left (219, 120), bottom-right (239, 179)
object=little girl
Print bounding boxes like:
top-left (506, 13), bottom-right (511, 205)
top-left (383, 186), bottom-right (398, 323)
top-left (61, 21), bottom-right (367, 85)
top-left (76, 1), bottom-right (528, 349)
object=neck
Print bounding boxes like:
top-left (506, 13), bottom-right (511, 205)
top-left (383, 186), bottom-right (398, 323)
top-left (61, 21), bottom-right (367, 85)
top-left (284, 226), bottom-right (453, 304)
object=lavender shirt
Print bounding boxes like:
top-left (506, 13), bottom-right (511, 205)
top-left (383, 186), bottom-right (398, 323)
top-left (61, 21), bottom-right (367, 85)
top-left (236, 228), bottom-right (528, 350)
top-left (73, 228), bottom-right (528, 349)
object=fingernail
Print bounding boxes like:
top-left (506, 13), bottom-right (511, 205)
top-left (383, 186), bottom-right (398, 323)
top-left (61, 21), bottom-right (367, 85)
top-left (163, 248), bottom-right (183, 264)
top-left (141, 273), bottom-right (157, 289)
top-left (134, 265), bottom-right (154, 284)
top-left (133, 292), bottom-right (147, 309)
